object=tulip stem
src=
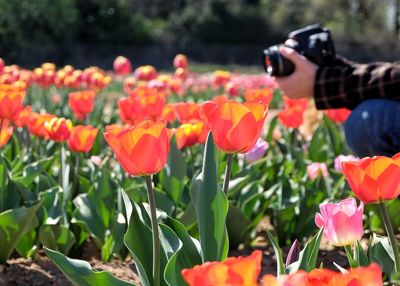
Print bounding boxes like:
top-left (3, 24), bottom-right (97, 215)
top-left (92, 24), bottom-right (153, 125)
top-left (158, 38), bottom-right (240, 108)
top-left (378, 202), bottom-right (400, 272)
top-left (223, 154), bottom-right (234, 194)
top-left (145, 175), bottom-right (160, 286)
top-left (0, 157), bottom-right (5, 212)
top-left (60, 143), bottom-right (70, 226)
top-left (71, 154), bottom-right (80, 197)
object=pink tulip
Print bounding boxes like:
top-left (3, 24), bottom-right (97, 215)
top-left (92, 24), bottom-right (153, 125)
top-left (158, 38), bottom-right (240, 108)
top-left (315, 198), bottom-right (364, 246)
top-left (245, 138), bottom-right (269, 164)
top-left (334, 154), bottom-right (359, 172)
top-left (90, 155), bottom-right (102, 167)
top-left (307, 162), bottom-right (328, 180)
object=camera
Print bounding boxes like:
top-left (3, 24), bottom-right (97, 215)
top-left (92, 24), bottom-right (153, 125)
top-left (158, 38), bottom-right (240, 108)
top-left (263, 24), bottom-right (336, 77)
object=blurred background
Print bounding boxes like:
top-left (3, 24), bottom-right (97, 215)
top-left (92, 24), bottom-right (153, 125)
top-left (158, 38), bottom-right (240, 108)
top-left (1, 0), bottom-right (399, 70)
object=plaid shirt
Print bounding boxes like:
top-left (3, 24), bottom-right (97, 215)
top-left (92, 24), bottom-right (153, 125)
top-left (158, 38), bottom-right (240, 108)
top-left (314, 57), bottom-right (400, 110)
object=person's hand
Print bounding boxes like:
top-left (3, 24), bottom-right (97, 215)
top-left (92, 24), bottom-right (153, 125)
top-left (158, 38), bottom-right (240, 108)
top-left (274, 46), bottom-right (318, 99)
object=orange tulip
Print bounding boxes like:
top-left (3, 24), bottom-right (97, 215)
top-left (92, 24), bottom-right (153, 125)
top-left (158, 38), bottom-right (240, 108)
top-left (67, 125), bottom-right (98, 153)
top-left (200, 100), bottom-right (268, 154)
top-left (278, 106), bottom-right (304, 128)
top-left (182, 250), bottom-right (262, 286)
top-left (14, 105), bottom-right (32, 128)
top-left (161, 104), bottom-right (176, 124)
top-left (0, 119), bottom-right (13, 148)
top-left (104, 120), bottom-right (170, 176)
top-left (261, 263), bottom-right (382, 286)
top-left (44, 117), bottom-right (73, 142)
top-left (342, 153), bottom-right (400, 203)
top-left (244, 89), bottom-right (273, 108)
top-left (27, 113), bottom-right (56, 139)
top-left (0, 82), bottom-right (26, 121)
top-left (324, 108), bottom-right (351, 123)
top-left (174, 120), bottom-right (208, 149)
top-left (329, 263), bottom-right (382, 286)
top-left (68, 90), bottom-right (96, 121)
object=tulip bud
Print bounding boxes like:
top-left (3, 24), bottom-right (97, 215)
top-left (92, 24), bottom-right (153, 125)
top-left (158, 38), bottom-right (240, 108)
top-left (285, 239), bottom-right (301, 268)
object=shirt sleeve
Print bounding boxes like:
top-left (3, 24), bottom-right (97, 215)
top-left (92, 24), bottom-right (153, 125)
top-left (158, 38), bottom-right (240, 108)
top-left (314, 60), bottom-right (400, 110)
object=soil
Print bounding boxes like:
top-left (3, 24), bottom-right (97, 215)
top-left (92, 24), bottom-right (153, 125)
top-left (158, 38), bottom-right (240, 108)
top-left (0, 240), bottom-right (348, 286)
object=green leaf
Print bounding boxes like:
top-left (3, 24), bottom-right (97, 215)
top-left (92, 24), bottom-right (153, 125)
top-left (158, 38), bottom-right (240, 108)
top-left (226, 204), bottom-right (251, 248)
top-left (101, 213), bottom-right (126, 262)
top-left (266, 230), bottom-right (285, 276)
top-left (322, 116), bottom-right (343, 156)
top-left (308, 127), bottom-right (330, 162)
top-left (39, 187), bottom-right (64, 225)
top-left (344, 245), bottom-right (357, 268)
top-left (162, 217), bottom-right (202, 286)
top-left (286, 229), bottom-right (323, 274)
top-left (122, 191), bottom-right (168, 286)
top-left (266, 115), bottom-right (278, 143)
top-left (160, 140), bottom-right (187, 203)
top-left (354, 240), bottom-right (369, 267)
top-left (369, 234), bottom-right (395, 274)
top-left (39, 224), bottom-right (76, 254)
top-left (190, 132), bottom-right (229, 262)
top-left (0, 201), bottom-right (42, 263)
top-left (44, 247), bottom-right (133, 286)
top-left (72, 193), bottom-right (106, 246)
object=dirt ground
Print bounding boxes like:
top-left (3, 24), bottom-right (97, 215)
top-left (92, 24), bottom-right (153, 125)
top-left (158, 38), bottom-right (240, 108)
top-left (0, 242), bottom-right (348, 286)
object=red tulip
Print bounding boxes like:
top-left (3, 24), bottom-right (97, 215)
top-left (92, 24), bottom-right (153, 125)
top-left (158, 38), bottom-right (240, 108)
top-left (118, 87), bottom-right (166, 124)
top-left (213, 70), bottom-right (231, 87)
top-left (0, 119), bottom-right (13, 148)
top-left (278, 106), bottom-right (304, 128)
top-left (104, 120), bottom-right (170, 176)
top-left (68, 90), bottom-right (96, 121)
top-left (44, 117), bottom-right (73, 142)
top-left (324, 108), bottom-right (351, 123)
top-left (173, 54), bottom-right (188, 69)
top-left (174, 102), bottom-right (201, 123)
top-left (283, 95), bottom-right (308, 110)
top-left (67, 125), bottom-right (98, 153)
top-left (201, 99), bottom-right (268, 153)
top-left (174, 120), bottom-right (208, 149)
top-left (14, 105), bottom-right (32, 128)
top-left (134, 65), bottom-right (157, 81)
top-left (113, 56), bottom-right (132, 75)
top-left (27, 113), bottom-right (56, 139)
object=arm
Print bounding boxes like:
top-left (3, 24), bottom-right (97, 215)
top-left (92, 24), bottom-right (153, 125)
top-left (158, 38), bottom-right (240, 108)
top-left (275, 47), bottom-right (400, 110)
top-left (314, 61), bottom-right (400, 109)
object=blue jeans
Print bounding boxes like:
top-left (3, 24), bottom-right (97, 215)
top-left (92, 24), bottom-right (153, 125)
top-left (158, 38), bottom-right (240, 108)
top-left (344, 99), bottom-right (400, 157)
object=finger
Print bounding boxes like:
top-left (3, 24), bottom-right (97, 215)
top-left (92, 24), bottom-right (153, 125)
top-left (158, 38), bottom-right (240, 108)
top-left (279, 46), bottom-right (309, 66)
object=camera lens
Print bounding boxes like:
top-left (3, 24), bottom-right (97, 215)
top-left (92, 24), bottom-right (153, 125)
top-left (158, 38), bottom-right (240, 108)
top-left (263, 46), bottom-right (295, 77)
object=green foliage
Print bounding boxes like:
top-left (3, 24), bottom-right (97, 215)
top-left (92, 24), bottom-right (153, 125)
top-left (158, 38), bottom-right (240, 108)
top-left (190, 132), bottom-right (229, 262)
top-left (0, 0), bottom-right (78, 56)
top-left (0, 202), bottom-right (42, 263)
top-left (168, 0), bottom-right (271, 45)
top-left (75, 0), bottom-right (152, 45)
top-left (44, 247), bottom-right (133, 286)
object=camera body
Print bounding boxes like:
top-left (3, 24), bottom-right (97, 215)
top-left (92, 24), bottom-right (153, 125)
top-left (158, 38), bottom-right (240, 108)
top-left (263, 24), bottom-right (336, 77)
